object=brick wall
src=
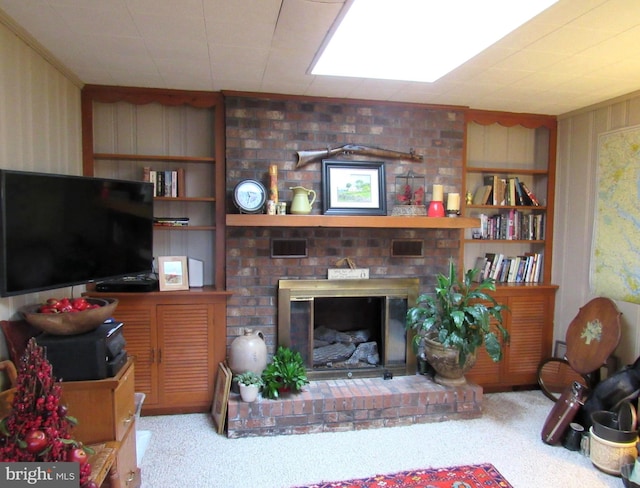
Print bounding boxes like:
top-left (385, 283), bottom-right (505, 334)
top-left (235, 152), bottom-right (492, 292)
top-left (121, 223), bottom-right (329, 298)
top-left (225, 93), bottom-right (465, 353)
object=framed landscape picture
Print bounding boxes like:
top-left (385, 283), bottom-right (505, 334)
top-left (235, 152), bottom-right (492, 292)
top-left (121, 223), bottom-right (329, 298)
top-left (321, 160), bottom-right (386, 215)
top-left (158, 256), bottom-right (189, 291)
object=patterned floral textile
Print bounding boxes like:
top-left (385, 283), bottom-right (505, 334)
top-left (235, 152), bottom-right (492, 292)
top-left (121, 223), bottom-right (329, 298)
top-left (293, 463), bottom-right (513, 488)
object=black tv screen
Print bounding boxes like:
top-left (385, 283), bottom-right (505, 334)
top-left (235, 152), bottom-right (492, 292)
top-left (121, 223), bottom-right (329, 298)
top-left (0, 170), bottom-right (154, 297)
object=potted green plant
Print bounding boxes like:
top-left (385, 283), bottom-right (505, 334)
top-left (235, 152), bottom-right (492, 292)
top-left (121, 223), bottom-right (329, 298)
top-left (261, 346), bottom-right (309, 399)
top-left (236, 371), bottom-right (264, 402)
top-left (406, 259), bottom-right (509, 386)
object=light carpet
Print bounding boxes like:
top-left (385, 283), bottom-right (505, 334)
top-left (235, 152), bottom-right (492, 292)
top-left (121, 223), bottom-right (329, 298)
top-left (137, 390), bottom-right (620, 488)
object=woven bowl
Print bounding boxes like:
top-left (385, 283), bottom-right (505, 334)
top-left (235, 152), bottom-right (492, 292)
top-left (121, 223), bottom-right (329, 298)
top-left (21, 298), bottom-right (118, 335)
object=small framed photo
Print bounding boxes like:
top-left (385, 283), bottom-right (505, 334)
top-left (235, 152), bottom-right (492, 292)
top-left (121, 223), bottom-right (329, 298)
top-left (322, 160), bottom-right (386, 215)
top-left (158, 256), bottom-right (189, 291)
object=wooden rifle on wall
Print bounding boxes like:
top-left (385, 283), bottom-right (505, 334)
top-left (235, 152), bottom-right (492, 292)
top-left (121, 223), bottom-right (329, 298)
top-left (295, 144), bottom-right (423, 169)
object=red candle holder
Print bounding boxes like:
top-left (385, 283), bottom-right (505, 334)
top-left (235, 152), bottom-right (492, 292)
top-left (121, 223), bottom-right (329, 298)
top-left (427, 200), bottom-right (445, 217)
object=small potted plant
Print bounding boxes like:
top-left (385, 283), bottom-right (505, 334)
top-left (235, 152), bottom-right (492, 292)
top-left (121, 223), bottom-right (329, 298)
top-left (406, 259), bottom-right (509, 386)
top-left (236, 371), bottom-right (264, 402)
top-left (261, 346), bottom-right (309, 399)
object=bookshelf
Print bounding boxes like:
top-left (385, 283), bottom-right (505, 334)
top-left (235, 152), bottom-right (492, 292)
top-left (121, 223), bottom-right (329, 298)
top-left (462, 109), bottom-right (558, 390)
top-left (81, 85), bottom-right (226, 289)
top-left (462, 110), bottom-right (556, 285)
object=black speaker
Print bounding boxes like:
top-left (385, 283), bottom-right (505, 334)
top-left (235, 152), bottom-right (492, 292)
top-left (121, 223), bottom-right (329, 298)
top-left (36, 321), bottom-right (127, 381)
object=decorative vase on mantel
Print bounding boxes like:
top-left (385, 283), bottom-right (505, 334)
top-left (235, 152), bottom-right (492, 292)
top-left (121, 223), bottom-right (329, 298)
top-left (423, 336), bottom-right (477, 386)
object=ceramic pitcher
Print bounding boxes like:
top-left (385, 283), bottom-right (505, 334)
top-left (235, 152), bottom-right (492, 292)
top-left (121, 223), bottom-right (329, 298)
top-left (228, 328), bottom-right (267, 375)
top-left (289, 186), bottom-right (316, 214)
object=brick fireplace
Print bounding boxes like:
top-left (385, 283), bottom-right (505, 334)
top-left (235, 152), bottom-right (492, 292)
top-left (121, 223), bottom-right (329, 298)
top-left (225, 93), bottom-right (465, 353)
top-left (223, 93), bottom-right (474, 437)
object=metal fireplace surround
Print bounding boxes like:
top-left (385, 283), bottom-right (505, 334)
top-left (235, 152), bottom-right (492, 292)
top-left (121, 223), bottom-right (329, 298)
top-left (277, 278), bottom-right (419, 380)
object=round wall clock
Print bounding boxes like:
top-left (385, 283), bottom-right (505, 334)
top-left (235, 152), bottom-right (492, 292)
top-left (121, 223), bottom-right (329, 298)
top-left (233, 179), bottom-right (267, 214)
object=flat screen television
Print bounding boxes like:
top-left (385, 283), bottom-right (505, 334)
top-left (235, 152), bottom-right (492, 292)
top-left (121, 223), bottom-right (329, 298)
top-left (0, 170), bottom-right (154, 297)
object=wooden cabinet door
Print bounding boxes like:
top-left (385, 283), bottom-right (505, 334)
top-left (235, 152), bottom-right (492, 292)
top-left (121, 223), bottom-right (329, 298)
top-left (503, 292), bottom-right (553, 386)
top-left (156, 303), bottom-right (216, 410)
top-left (113, 305), bottom-right (159, 407)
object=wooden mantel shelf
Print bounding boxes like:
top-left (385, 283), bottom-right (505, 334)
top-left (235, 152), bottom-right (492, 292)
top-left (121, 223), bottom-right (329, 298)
top-left (226, 214), bottom-right (480, 229)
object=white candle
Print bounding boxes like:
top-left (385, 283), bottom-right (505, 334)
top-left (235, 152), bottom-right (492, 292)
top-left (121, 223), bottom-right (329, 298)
top-left (447, 192), bottom-right (460, 211)
top-left (432, 184), bottom-right (443, 202)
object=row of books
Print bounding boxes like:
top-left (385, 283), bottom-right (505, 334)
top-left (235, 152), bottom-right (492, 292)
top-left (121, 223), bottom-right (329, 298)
top-left (473, 175), bottom-right (540, 206)
top-left (475, 210), bottom-right (544, 241)
top-left (154, 217), bottom-right (189, 227)
top-left (475, 252), bottom-right (543, 284)
top-left (143, 167), bottom-right (185, 198)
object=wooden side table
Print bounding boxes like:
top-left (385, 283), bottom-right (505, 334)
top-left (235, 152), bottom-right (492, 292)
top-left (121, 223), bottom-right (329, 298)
top-left (88, 441), bottom-right (121, 488)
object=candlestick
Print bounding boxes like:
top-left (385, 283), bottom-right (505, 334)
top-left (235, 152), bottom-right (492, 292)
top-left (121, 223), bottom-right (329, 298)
top-left (428, 184), bottom-right (445, 217)
top-left (447, 192), bottom-right (460, 211)
top-left (269, 164), bottom-right (278, 203)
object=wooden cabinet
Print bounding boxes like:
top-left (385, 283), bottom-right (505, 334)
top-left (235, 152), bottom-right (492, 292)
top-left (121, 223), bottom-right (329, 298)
top-left (465, 285), bottom-right (557, 390)
top-left (61, 359), bottom-right (140, 488)
top-left (85, 289), bottom-right (229, 415)
top-left (462, 110), bottom-right (558, 390)
top-left (81, 85), bottom-right (226, 290)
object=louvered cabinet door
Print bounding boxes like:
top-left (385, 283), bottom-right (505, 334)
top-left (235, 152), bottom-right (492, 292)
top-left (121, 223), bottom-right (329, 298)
top-left (503, 289), bottom-right (555, 386)
top-left (156, 303), bottom-right (216, 411)
top-left (465, 286), bottom-right (556, 390)
top-left (112, 305), bottom-right (159, 407)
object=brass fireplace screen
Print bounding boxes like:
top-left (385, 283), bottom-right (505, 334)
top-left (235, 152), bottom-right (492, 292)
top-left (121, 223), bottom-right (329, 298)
top-left (277, 278), bottom-right (419, 380)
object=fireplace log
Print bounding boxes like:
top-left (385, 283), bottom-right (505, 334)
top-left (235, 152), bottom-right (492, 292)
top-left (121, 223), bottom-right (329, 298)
top-left (314, 326), bottom-right (353, 344)
top-left (313, 342), bottom-right (356, 365)
top-left (346, 342), bottom-right (379, 365)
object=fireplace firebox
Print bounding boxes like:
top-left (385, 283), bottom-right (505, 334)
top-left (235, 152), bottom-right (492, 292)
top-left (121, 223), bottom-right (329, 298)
top-left (278, 278), bottom-right (419, 380)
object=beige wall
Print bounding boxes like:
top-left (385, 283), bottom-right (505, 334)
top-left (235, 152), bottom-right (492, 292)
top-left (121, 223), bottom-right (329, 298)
top-left (0, 20), bottom-right (82, 366)
top-left (3, 9), bottom-right (640, 372)
top-left (555, 92), bottom-right (640, 367)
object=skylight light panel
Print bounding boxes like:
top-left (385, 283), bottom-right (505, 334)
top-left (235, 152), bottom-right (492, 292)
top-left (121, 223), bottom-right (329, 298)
top-left (311, 0), bottom-right (558, 83)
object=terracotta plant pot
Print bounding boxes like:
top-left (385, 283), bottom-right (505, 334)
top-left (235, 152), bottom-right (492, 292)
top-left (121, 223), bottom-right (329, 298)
top-left (423, 336), bottom-right (477, 386)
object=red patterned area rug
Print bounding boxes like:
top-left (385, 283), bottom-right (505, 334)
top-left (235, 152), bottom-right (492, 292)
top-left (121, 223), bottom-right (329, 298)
top-left (293, 463), bottom-right (513, 488)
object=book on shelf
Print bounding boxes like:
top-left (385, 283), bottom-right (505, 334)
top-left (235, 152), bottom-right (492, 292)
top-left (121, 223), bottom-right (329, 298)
top-left (473, 184), bottom-right (493, 205)
top-left (483, 253), bottom-right (496, 280)
top-left (153, 217), bottom-right (189, 227)
top-left (507, 178), bottom-right (516, 206)
top-left (478, 252), bottom-right (543, 284)
top-left (473, 256), bottom-right (487, 282)
top-left (518, 180), bottom-right (540, 206)
top-left (483, 175), bottom-right (499, 205)
top-left (514, 177), bottom-right (526, 205)
top-left (143, 167), bottom-right (185, 197)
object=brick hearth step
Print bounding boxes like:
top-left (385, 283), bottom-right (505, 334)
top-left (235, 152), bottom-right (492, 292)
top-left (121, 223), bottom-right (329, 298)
top-left (226, 375), bottom-right (482, 438)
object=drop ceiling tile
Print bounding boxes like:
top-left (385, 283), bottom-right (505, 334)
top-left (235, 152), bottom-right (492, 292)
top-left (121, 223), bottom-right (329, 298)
top-left (205, 19), bottom-right (274, 47)
top-left (51, 3), bottom-right (138, 37)
top-left (131, 13), bottom-right (207, 41)
top-left (145, 37), bottom-right (209, 59)
top-left (126, 0), bottom-right (203, 17)
top-left (569, 0), bottom-right (640, 30)
top-left (203, 0), bottom-right (282, 25)
top-left (527, 25), bottom-right (617, 54)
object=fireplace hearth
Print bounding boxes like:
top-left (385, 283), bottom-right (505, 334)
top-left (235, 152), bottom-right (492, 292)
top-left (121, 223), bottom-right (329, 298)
top-left (278, 278), bottom-right (419, 380)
